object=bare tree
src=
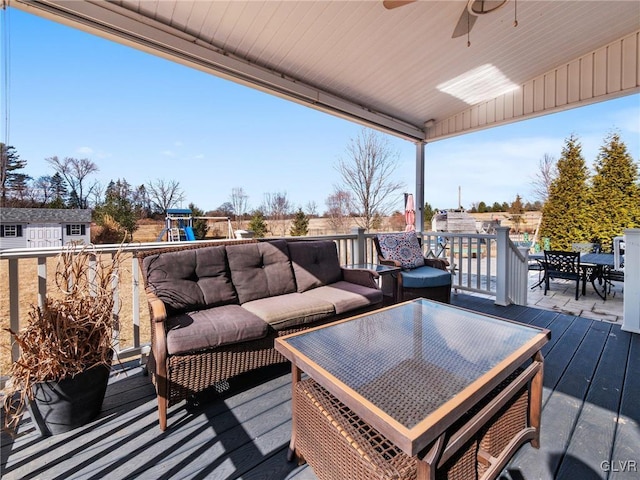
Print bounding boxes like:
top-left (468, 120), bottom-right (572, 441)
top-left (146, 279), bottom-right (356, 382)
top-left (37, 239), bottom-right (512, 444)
top-left (146, 179), bottom-right (184, 214)
top-left (32, 176), bottom-right (55, 205)
top-left (335, 129), bottom-right (404, 231)
top-left (262, 191), bottom-right (292, 236)
top-left (46, 156), bottom-right (99, 209)
top-left (530, 153), bottom-right (557, 204)
top-left (305, 201), bottom-right (318, 217)
top-left (229, 187), bottom-right (249, 230)
top-left (325, 189), bottom-right (353, 234)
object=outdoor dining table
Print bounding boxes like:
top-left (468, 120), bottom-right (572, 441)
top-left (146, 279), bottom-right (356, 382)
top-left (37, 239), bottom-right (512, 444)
top-left (529, 252), bottom-right (617, 300)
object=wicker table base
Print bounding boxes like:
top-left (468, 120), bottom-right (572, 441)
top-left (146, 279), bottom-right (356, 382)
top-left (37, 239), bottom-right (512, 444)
top-left (293, 368), bottom-right (536, 480)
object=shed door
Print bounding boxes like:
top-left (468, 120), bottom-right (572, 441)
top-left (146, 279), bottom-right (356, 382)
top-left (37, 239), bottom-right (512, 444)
top-left (27, 224), bottom-right (62, 248)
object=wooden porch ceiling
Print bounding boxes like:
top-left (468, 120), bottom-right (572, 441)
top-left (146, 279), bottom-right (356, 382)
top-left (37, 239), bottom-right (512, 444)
top-left (11, 0), bottom-right (640, 142)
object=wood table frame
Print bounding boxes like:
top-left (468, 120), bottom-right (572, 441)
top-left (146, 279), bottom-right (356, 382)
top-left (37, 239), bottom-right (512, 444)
top-left (275, 299), bottom-right (550, 480)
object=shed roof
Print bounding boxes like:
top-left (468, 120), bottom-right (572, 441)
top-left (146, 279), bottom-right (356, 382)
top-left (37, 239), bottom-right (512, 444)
top-left (0, 208), bottom-right (92, 223)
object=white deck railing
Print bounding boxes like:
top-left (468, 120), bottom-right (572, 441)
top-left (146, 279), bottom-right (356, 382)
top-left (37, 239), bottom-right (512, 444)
top-left (1, 229), bottom-right (532, 373)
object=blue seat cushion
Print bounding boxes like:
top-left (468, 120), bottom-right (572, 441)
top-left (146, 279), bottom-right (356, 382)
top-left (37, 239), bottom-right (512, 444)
top-left (401, 265), bottom-right (452, 289)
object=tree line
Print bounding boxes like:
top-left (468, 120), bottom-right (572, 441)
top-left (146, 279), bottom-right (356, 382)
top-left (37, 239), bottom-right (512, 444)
top-left (3, 129), bottom-right (635, 245)
top-left (0, 130), bottom-right (410, 240)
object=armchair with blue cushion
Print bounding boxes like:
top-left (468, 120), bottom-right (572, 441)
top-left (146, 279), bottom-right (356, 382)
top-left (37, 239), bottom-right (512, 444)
top-left (374, 232), bottom-right (452, 303)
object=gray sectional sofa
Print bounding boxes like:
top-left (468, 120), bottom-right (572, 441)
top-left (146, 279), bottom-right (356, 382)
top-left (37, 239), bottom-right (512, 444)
top-left (138, 238), bottom-right (383, 430)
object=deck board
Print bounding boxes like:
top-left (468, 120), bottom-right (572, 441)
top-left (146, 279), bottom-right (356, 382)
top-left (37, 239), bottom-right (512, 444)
top-left (609, 332), bottom-right (640, 480)
top-left (1, 294), bottom-right (636, 480)
top-left (556, 323), bottom-right (631, 479)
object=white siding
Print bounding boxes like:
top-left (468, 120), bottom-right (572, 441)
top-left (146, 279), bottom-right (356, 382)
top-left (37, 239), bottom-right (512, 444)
top-left (428, 31), bottom-right (640, 141)
top-left (61, 223), bottom-right (91, 246)
top-left (0, 223), bottom-right (28, 250)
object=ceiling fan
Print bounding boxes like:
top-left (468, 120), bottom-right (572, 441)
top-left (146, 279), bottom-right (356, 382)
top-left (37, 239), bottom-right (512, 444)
top-left (383, 1), bottom-right (513, 44)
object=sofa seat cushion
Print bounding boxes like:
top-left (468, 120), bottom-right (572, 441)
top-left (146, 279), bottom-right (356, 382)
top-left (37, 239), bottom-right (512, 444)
top-left (301, 281), bottom-right (383, 314)
top-left (288, 240), bottom-right (343, 292)
top-left (227, 240), bottom-right (297, 304)
top-left (401, 266), bottom-right (452, 289)
top-left (165, 305), bottom-right (268, 355)
top-left (242, 293), bottom-right (335, 331)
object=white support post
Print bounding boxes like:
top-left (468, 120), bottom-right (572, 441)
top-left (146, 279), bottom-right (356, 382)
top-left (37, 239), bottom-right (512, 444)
top-left (415, 141), bottom-right (426, 234)
top-left (495, 226), bottom-right (510, 306)
top-left (622, 229), bottom-right (640, 333)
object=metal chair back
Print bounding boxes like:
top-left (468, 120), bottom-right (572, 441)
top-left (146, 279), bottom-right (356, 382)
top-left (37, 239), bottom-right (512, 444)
top-left (543, 250), bottom-right (582, 300)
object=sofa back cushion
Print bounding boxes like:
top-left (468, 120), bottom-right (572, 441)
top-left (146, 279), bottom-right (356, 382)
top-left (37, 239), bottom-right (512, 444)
top-left (288, 240), bottom-right (342, 292)
top-left (142, 245), bottom-right (237, 314)
top-left (376, 232), bottom-right (426, 270)
top-left (226, 239), bottom-right (296, 304)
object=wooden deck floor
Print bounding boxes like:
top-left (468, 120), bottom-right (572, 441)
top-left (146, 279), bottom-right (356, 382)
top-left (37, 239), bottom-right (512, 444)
top-left (1, 294), bottom-right (638, 480)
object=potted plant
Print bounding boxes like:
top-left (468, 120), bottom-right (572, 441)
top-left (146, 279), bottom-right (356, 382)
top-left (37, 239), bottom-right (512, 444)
top-left (3, 246), bottom-right (122, 436)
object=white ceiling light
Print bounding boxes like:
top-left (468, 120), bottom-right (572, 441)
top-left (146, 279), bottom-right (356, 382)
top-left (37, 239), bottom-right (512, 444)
top-left (437, 64), bottom-right (519, 105)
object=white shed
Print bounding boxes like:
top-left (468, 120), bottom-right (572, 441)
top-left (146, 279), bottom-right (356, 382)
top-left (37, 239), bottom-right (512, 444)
top-left (0, 208), bottom-right (92, 250)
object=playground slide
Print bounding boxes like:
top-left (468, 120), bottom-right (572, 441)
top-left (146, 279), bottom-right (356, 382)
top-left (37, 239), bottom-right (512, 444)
top-left (184, 226), bottom-right (196, 241)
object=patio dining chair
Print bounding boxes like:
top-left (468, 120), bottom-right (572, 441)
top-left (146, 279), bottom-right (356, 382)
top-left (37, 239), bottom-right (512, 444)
top-left (543, 250), bottom-right (582, 300)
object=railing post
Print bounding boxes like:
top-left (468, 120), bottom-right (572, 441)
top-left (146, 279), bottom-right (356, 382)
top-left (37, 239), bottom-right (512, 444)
top-left (622, 228), bottom-right (640, 333)
top-left (9, 258), bottom-right (20, 362)
top-left (516, 246), bottom-right (530, 306)
top-left (495, 227), bottom-right (510, 306)
top-left (351, 227), bottom-right (366, 264)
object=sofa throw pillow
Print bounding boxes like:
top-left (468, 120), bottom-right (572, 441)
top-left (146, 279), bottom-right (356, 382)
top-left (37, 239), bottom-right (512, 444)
top-left (377, 232), bottom-right (425, 270)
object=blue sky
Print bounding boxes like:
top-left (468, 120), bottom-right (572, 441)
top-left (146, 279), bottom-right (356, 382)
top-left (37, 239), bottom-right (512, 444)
top-left (4, 8), bottom-right (639, 214)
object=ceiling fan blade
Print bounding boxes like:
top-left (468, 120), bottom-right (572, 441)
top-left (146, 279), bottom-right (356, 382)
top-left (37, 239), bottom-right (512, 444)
top-left (383, 0), bottom-right (416, 10)
top-left (451, 7), bottom-right (478, 38)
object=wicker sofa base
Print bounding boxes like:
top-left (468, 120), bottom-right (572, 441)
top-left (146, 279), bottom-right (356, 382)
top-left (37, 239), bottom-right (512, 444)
top-left (147, 305), bottom-right (384, 408)
top-left (293, 371), bottom-right (533, 480)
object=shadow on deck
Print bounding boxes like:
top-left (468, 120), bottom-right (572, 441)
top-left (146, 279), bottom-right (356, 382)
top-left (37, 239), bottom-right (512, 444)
top-left (1, 294), bottom-right (638, 479)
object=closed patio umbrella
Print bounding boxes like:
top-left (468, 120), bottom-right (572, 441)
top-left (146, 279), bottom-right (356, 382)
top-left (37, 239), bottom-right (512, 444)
top-left (405, 193), bottom-right (416, 232)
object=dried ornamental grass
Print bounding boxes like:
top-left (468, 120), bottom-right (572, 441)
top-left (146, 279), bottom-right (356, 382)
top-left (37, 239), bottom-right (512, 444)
top-left (3, 246), bottom-right (123, 431)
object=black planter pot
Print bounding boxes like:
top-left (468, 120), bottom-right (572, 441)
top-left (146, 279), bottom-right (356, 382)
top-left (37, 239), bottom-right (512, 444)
top-left (28, 364), bottom-right (110, 436)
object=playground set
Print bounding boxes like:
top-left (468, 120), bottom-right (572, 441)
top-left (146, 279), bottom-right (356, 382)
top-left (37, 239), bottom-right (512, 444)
top-left (156, 209), bottom-right (234, 242)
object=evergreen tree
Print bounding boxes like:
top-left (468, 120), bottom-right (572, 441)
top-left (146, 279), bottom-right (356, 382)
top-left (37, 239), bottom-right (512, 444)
top-left (189, 203), bottom-right (209, 240)
top-left (248, 211), bottom-right (268, 238)
top-left (132, 184), bottom-right (152, 219)
top-left (589, 133), bottom-right (640, 251)
top-left (423, 202), bottom-right (436, 225)
top-left (94, 179), bottom-right (138, 240)
top-left (50, 172), bottom-right (69, 207)
top-left (508, 194), bottom-right (526, 234)
top-left (289, 208), bottom-right (309, 236)
top-left (1, 144), bottom-right (30, 206)
top-left (540, 135), bottom-right (592, 250)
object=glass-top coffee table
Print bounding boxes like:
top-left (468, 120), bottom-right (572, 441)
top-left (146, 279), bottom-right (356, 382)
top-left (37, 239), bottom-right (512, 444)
top-left (275, 299), bottom-right (550, 479)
